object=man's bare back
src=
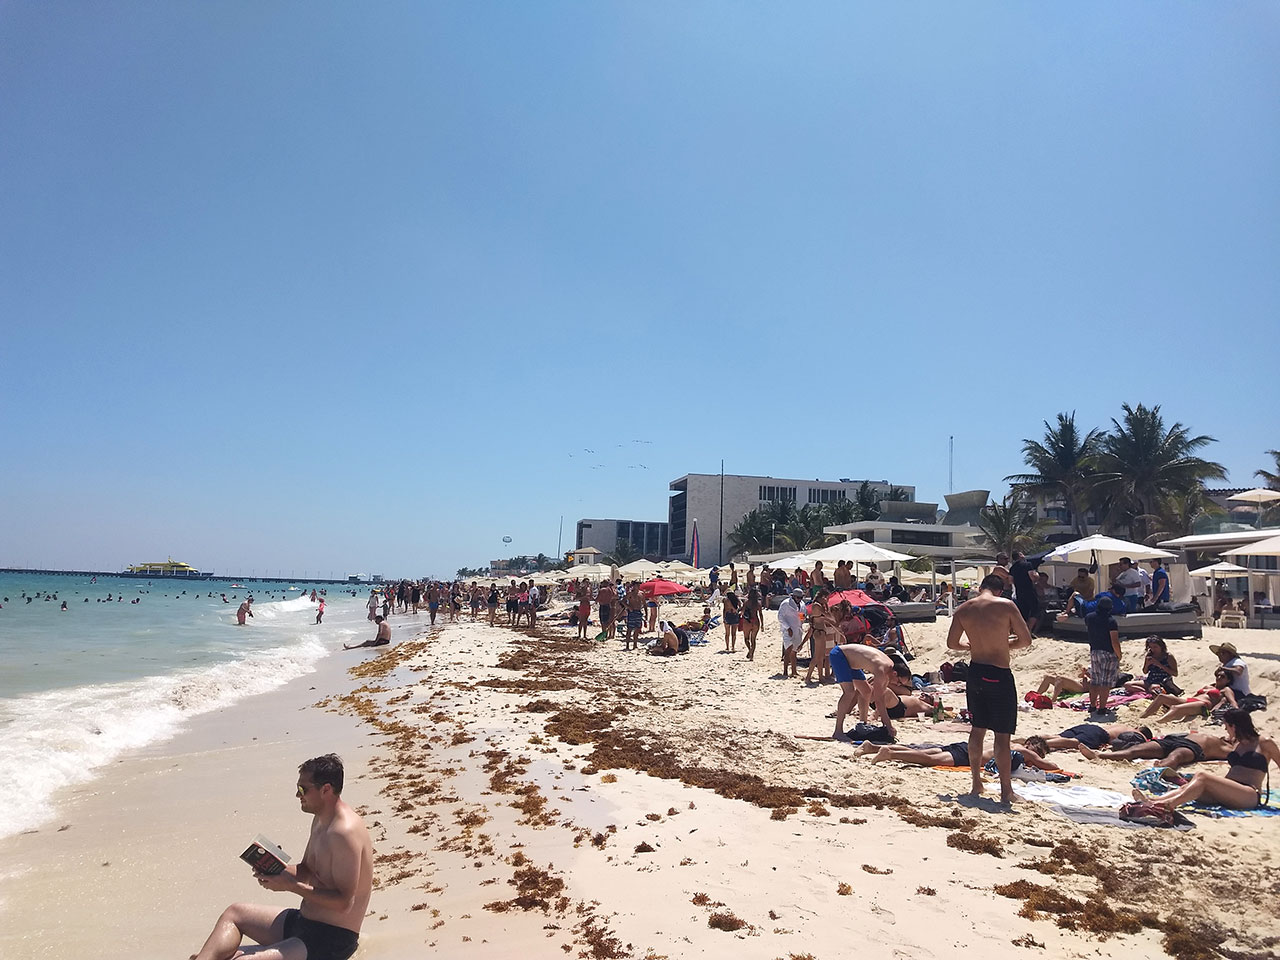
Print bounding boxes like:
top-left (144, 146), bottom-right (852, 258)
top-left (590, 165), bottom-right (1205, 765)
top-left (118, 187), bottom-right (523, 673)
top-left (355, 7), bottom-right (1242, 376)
top-left (947, 592), bottom-right (1031, 668)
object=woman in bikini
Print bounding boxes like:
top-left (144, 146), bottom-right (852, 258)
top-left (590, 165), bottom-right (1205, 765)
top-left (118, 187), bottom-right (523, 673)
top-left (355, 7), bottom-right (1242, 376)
top-left (1139, 669), bottom-right (1236, 722)
top-left (1133, 709), bottom-right (1278, 811)
top-left (740, 587), bottom-right (761, 661)
top-left (802, 594), bottom-right (841, 684)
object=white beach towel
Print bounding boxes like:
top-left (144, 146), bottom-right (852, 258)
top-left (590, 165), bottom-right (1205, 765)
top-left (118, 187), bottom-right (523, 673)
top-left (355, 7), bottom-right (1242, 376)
top-left (1011, 782), bottom-right (1131, 808)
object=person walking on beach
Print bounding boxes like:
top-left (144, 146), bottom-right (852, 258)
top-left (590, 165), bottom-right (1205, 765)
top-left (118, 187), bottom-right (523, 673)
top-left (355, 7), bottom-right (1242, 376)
top-left (426, 583), bottom-right (440, 625)
top-left (777, 588), bottom-right (806, 678)
top-left (236, 597), bottom-right (254, 626)
top-left (345, 615), bottom-right (391, 649)
top-left (192, 754), bottom-right (372, 960)
top-left (598, 580), bottom-right (617, 639)
top-left (946, 573), bottom-right (1033, 804)
top-left (366, 590), bottom-right (378, 622)
top-left (624, 582), bottom-right (644, 649)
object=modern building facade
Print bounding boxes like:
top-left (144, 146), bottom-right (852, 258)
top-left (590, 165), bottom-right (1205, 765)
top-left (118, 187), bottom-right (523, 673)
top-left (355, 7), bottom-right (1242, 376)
top-left (575, 518), bottom-right (670, 559)
top-left (667, 473), bottom-right (915, 564)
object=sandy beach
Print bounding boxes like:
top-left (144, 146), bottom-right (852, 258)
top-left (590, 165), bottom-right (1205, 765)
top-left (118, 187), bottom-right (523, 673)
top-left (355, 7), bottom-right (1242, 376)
top-left (4, 601), bottom-right (1278, 960)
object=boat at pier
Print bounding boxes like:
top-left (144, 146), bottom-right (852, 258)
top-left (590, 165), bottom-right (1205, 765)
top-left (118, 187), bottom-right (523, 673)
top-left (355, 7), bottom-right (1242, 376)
top-left (120, 558), bottom-right (212, 579)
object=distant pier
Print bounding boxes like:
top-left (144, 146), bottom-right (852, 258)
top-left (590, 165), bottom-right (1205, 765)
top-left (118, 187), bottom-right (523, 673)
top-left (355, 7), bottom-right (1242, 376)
top-left (0, 568), bottom-right (369, 585)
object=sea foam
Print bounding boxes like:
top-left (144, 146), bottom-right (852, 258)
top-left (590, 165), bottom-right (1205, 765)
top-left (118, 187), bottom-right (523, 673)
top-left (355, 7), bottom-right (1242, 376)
top-left (0, 634), bottom-right (328, 839)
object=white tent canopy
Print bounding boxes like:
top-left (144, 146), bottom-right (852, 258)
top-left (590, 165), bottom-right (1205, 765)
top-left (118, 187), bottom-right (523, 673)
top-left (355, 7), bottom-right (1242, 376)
top-left (1223, 534), bottom-right (1280, 558)
top-left (1042, 534), bottom-right (1175, 564)
top-left (1188, 562), bottom-right (1251, 577)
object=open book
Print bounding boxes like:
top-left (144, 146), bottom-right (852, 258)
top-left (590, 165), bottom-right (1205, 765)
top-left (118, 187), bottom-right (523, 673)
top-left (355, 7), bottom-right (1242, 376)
top-left (239, 834), bottom-right (292, 875)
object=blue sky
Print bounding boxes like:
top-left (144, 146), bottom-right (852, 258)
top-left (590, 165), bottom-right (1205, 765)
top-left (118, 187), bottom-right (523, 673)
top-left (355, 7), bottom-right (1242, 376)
top-left (2, 2), bottom-right (1277, 578)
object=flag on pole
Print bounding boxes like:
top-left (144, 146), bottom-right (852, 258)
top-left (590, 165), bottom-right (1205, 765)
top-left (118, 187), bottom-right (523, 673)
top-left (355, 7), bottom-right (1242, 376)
top-left (690, 519), bottom-right (700, 569)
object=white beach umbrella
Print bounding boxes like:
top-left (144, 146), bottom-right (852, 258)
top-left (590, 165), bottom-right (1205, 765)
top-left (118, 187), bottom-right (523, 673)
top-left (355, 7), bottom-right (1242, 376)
top-left (1042, 533), bottom-right (1175, 596)
top-left (619, 559), bottom-right (663, 577)
top-left (1222, 534), bottom-right (1280, 558)
top-left (803, 538), bottom-right (915, 565)
top-left (566, 563), bottom-right (614, 581)
top-left (1228, 488), bottom-right (1280, 527)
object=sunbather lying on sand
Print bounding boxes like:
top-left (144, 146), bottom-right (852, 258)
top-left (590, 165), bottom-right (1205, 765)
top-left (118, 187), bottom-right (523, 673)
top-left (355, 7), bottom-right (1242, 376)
top-left (1023, 723), bottom-right (1151, 754)
top-left (1078, 730), bottom-right (1231, 770)
top-left (856, 736), bottom-right (1058, 772)
top-left (1035, 668), bottom-right (1089, 699)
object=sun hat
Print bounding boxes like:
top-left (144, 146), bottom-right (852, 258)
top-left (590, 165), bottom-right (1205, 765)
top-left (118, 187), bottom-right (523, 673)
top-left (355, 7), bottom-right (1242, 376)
top-left (791, 587), bottom-right (804, 597)
top-left (1209, 642), bottom-right (1238, 658)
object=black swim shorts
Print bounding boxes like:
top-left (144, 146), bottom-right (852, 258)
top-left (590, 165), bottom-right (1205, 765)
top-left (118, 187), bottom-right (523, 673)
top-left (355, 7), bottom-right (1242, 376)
top-left (1060, 723), bottom-right (1110, 750)
top-left (1156, 735), bottom-right (1205, 763)
top-left (281, 908), bottom-right (359, 960)
top-left (944, 742), bottom-right (971, 767)
top-left (965, 662), bottom-right (1017, 734)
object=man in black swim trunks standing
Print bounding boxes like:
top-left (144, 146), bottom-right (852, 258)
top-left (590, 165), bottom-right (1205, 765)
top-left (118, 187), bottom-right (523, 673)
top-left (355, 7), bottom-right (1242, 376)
top-left (947, 573), bottom-right (1033, 804)
top-left (193, 754), bottom-right (373, 960)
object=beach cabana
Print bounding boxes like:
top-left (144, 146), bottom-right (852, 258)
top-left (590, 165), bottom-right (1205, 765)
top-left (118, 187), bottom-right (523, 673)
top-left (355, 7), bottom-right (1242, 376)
top-left (1222, 535), bottom-right (1280, 622)
top-left (1042, 534), bottom-right (1175, 595)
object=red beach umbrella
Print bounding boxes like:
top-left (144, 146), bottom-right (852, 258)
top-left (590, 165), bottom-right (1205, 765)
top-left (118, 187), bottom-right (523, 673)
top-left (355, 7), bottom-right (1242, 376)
top-left (824, 589), bottom-right (882, 609)
top-left (638, 578), bottom-right (691, 596)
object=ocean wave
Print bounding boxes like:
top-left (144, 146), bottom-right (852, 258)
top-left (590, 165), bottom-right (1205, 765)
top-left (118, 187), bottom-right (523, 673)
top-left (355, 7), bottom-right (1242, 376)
top-left (250, 595), bottom-right (317, 620)
top-left (0, 635), bottom-right (328, 840)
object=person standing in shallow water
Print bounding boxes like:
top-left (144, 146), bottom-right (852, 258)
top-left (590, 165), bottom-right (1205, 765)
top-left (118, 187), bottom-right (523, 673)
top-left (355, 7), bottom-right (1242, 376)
top-left (237, 597), bottom-right (254, 626)
top-left (946, 573), bottom-right (1033, 804)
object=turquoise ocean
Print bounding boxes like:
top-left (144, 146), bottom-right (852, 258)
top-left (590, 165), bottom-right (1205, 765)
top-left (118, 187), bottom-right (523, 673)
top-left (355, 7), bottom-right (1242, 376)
top-left (0, 572), bottom-right (375, 840)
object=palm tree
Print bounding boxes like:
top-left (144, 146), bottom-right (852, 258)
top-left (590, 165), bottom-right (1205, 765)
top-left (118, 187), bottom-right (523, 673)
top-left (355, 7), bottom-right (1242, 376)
top-left (1256, 449), bottom-right (1280, 489)
top-left (820, 497), bottom-right (863, 526)
top-left (977, 496), bottom-right (1051, 557)
top-left (1006, 411), bottom-right (1103, 538)
top-left (603, 539), bottom-right (641, 566)
top-left (854, 481), bottom-right (882, 521)
top-left (774, 505), bottom-right (840, 553)
top-left (1091, 403), bottom-right (1227, 542)
top-left (727, 508), bottom-right (773, 557)
top-left (1142, 487), bottom-right (1226, 544)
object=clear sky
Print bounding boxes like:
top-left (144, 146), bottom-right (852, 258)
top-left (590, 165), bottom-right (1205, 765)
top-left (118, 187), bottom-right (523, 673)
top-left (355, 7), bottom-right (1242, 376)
top-left (2, 3), bottom-right (1277, 578)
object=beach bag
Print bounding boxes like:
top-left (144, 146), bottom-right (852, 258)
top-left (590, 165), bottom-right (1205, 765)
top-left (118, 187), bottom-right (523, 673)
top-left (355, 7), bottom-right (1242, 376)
top-left (1118, 801), bottom-right (1175, 828)
top-left (951, 661), bottom-right (970, 682)
top-left (1237, 694), bottom-right (1268, 713)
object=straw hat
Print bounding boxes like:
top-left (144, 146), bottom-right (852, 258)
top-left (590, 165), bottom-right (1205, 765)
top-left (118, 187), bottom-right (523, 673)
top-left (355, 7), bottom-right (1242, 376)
top-left (1209, 642), bottom-right (1238, 658)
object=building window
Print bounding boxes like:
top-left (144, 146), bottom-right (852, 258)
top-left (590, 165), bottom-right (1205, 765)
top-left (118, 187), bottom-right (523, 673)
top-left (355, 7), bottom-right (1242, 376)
top-left (808, 488), bottom-right (847, 504)
top-left (890, 530), bottom-right (950, 547)
top-left (759, 485), bottom-right (797, 503)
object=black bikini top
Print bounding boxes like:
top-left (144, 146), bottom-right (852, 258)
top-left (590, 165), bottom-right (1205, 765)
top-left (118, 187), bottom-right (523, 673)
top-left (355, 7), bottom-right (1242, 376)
top-left (1227, 744), bottom-right (1268, 773)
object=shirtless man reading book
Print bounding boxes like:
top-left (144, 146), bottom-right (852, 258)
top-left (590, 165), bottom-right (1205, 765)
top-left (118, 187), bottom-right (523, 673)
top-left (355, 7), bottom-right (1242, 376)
top-left (946, 573), bottom-right (1033, 804)
top-left (192, 754), bottom-right (373, 960)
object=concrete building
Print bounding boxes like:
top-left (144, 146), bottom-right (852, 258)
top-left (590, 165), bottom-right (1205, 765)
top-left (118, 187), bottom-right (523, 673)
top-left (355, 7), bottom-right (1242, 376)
top-left (575, 518), bottom-right (670, 559)
top-left (667, 473), bottom-right (915, 564)
top-left (821, 490), bottom-right (987, 563)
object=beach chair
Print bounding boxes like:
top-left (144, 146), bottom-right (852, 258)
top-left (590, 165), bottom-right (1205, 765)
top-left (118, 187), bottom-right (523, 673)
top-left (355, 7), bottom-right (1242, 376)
top-left (1218, 609), bottom-right (1247, 629)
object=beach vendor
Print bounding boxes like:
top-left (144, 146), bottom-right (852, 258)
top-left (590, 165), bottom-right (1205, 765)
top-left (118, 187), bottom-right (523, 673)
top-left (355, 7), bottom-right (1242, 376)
top-left (191, 754), bottom-right (372, 960)
top-left (946, 573), bottom-right (1033, 804)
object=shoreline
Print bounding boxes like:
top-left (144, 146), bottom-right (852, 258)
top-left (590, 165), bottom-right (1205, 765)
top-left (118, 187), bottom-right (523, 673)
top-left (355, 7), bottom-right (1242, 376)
top-left (3, 605), bottom-right (1277, 959)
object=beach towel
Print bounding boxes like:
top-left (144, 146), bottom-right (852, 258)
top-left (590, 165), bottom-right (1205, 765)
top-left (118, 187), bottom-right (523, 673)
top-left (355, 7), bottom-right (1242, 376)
top-left (1185, 803), bottom-right (1280, 818)
top-left (1042, 803), bottom-right (1195, 831)
top-left (1012, 782), bottom-right (1131, 807)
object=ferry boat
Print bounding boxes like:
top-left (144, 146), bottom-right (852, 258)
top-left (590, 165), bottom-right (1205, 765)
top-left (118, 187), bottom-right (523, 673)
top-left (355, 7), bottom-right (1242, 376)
top-left (121, 558), bottom-right (212, 579)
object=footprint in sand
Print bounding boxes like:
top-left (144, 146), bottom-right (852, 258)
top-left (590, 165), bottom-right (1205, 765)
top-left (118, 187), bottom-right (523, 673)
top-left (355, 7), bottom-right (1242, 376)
top-left (870, 901), bottom-right (896, 924)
